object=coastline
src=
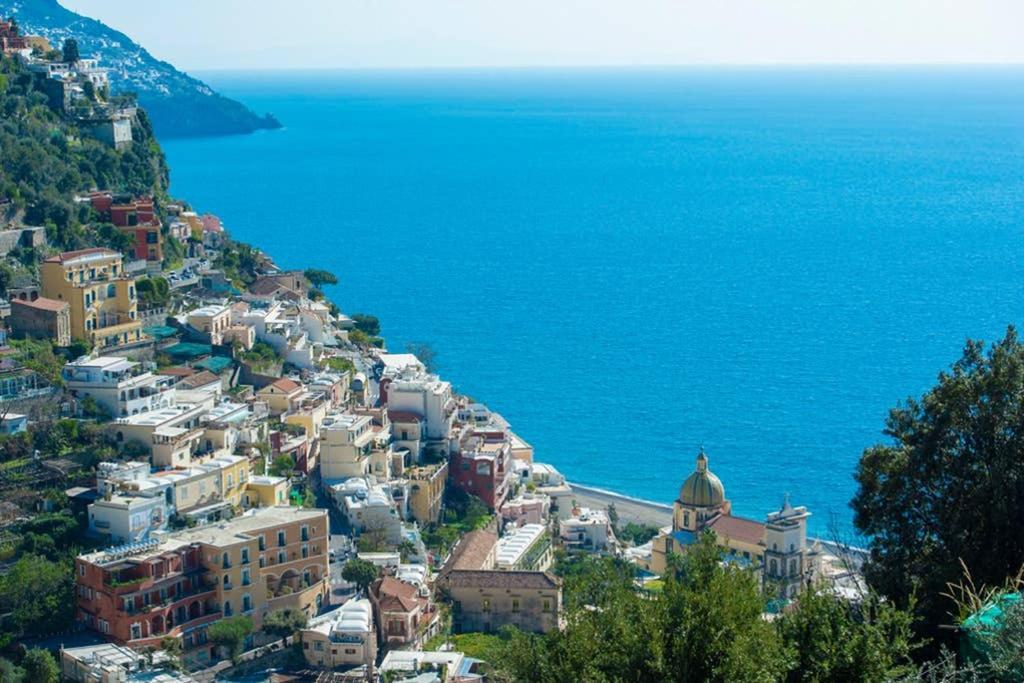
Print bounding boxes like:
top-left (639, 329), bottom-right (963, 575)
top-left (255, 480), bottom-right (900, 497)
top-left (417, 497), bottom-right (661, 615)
top-left (568, 482), bottom-right (672, 528)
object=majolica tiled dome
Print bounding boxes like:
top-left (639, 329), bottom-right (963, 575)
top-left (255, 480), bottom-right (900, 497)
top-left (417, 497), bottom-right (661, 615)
top-left (678, 449), bottom-right (725, 508)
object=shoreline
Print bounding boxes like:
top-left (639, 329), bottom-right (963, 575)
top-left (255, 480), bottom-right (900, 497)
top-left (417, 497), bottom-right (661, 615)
top-left (568, 482), bottom-right (867, 560)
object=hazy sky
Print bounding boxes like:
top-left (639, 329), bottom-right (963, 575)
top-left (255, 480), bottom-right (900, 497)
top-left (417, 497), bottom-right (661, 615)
top-left (63, 0), bottom-right (1023, 71)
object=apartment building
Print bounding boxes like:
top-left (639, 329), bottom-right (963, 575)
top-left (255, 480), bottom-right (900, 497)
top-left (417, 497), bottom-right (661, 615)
top-left (449, 427), bottom-right (512, 511)
top-left (320, 412), bottom-right (376, 480)
top-left (9, 296), bottom-right (71, 346)
top-left (75, 507), bottom-right (330, 660)
top-left (40, 248), bottom-right (142, 349)
top-left (446, 570), bottom-right (561, 635)
top-left (63, 356), bottom-right (176, 418)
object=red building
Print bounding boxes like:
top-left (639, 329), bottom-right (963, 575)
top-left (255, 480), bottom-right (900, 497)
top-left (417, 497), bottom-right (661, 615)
top-left (0, 20), bottom-right (29, 52)
top-left (448, 426), bottom-right (512, 510)
top-left (105, 196), bottom-right (162, 261)
top-left (75, 542), bottom-right (218, 650)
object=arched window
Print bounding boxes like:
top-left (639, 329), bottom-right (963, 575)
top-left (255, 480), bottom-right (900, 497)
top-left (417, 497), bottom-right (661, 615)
top-left (789, 559), bottom-right (798, 576)
top-left (107, 284), bottom-right (116, 297)
top-left (770, 559), bottom-right (778, 576)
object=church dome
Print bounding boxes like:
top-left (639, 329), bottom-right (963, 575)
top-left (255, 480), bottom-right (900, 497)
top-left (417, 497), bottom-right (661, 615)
top-left (678, 449), bottom-right (725, 508)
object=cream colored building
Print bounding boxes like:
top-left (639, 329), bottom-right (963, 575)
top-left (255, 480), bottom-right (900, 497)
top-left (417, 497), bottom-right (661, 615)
top-left (187, 304), bottom-right (231, 345)
top-left (40, 248), bottom-right (142, 349)
top-left (649, 449), bottom-right (820, 598)
top-left (258, 378), bottom-right (303, 416)
top-left (445, 570), bottom-right (561, 635)
top-left (300, 598), bottom-right (376, 671)
top-left (244, 475), bottom-right (290, 508)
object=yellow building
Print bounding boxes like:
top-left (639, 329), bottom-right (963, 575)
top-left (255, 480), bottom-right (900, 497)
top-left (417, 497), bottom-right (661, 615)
top-left (650, 449), bottom-right (820, 598)
top-left (244, 475), bottom-right (290, 508)
top-left (40, 248), bottom-right (142, 349)
top-left (407, 462), bottom-right (448, 525)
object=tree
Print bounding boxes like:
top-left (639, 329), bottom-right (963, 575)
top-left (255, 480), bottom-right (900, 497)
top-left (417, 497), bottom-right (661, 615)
top-left (22, 649), bottom-right (58, 683)
top-left (398, 539), bottom-right (417, 562)
top-left (852, 327), bottom-right (1024, 645)
top-left (0, 554), bottom-right (75, 639)
top-left (777, 587), bottom-right (917, 682)
top-left (351, 313), bottom-right (380, 337)
top-left (0, 657), bottom-right (23, 682)
top-left (304, 268), bottom-right (338, 287)
top-left (207, 615), bottom-right (253, 663)
top-left (342, 558), bottom-right (380, 595)
top-left (269, 454), bottom-right (294, 477)
top-left (61, 38), bottom-right (80, 63)
top-left (262, 608), bottom-right (308, 638)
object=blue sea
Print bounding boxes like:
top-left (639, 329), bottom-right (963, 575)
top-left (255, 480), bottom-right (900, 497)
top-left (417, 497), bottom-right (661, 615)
top-left (163, 67), bottom-right (1024, 539)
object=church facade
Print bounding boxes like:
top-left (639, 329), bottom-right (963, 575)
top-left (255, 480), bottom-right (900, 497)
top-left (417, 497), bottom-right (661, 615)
top-left (650, 449), bottom-right (822, 598)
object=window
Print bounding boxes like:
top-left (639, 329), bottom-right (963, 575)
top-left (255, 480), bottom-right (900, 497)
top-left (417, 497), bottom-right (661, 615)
top-left (770, 559), bottom-right (778, 576)
top-left (222, 552), bottom-right (230, 569)
top-left (227, 474), bottom-right (234, 488)
top-left (314, 641), bottom-right (323, 651)
top-left (278, 551), bottom-right (286, 565)
top-left (511, 599), bottom-right (520, 613)
top-left (542, 599), bottom-right (552, 613)
top-left (242, 594), bottom-right (252, 612)
top-left (107, 284), bottom-right (116, 297)
top-left (278, 531), bottom-right (286, 546)
top-left (301, 525), bottom-right (309, 541)
top-left (259, 535), bottom-right (266, 551)
top-left (241, 548), bottom-right (250, 565)
top-left (224, 601), bottom-right (232, 617)
top-left (301, 544), bottom-right (309, 559)
top-left (482, 599), bottom-right (491, 613)
top-left (242, 568), bottom-right (251, 586)
top-left (131, 623), bottom-right (141, 640)
top-left (789, 559), bottom-right (798, 576)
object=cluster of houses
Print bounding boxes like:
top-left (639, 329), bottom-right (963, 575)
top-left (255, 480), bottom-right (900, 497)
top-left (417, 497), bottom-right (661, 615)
top-left (0, 211), bottom-right (587, 680)
top-left (2, 20), bottom-right (137, 149)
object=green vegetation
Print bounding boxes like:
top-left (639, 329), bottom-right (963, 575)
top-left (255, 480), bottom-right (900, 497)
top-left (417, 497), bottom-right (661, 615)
top-left (324, 356), bottom-right (356, 374)
top-left (0, 55), bottom-right (169, 252)
top-left (614, 521), bottom-right (660, 546)
top-left (423, 489), bottom-right (492, 554)
top-left (852, 326), bottom-right (1024, 652)
top-left (351, 313), bottom-right (381, 337)
top-left (269, 455), bottom-right (294, 477)
top-left (214, 240), bottom-right (262, 288)
top-left (207, 615), bottom-right (253, 663)
top-left (9, 338), bottom-right (64, 385)
top-left (21, 648), bottom-right (59, 683)
top-left (262, 608), bottom-right (308, 638)
top-left (136, 276), bottom-right (171, 306)
top-left (491, 535), bottom-right (917, 682)
top-left (304, 268), bottom-right (338, 287)
top-left (342, 558), bottom-right (380, 594)
top-left (239, 341), bottom-right (282, 372)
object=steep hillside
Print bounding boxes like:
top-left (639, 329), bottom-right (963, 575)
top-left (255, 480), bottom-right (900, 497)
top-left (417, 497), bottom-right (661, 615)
top-left (1, 0), bottom-right (281, 138)
top-left (0, 53), bottom-right (168, 269)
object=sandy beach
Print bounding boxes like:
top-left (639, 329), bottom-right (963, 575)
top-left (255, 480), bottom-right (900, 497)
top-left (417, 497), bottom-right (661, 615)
top-left (569, 482), bottom-right (673, 529)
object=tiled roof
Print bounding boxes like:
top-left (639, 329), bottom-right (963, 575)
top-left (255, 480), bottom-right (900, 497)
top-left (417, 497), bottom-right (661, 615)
top-left (179, 371), bottom-right (220, 389)
top-left (266, 378), bottom-right (301, 393)
top-left (43, 247), bottom-right (117, 264)
top-left (375, 576), bottom-right (420, 612)
top-left (709, 514), bottom-right (765, 546)
top-left (387, 410), bottom-right (422, 423)
top-left (158, 366), bottom-right (196, 377)
top-left (442, 530), bottom-right (497, 574)
top-left (11, 297), bottom-right (67, 312)
top-left (445, 570), bottom-right (561, 590)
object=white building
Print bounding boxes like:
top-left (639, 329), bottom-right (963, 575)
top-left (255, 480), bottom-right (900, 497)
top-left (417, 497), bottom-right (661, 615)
top-left (330, 477), bottom-right (402, 544)
top-left (386, 370), bottom-right (455, 456)
top-left (320, 412), bottom-right (384, 480)
top-left (301, 598), bottom-right (376, 671)
top-left (495, 523), bottom-right (553, 572)
top-left (559, 507), bottom-right (613, 551)
top-left (233, 301), bottom-right (322, 369)
top-left (88, 493), bottom-right (167, 544)
top-left (379, 649), bottom-right (470, 683)
top-left (63, 355), bottom-right (176, 418)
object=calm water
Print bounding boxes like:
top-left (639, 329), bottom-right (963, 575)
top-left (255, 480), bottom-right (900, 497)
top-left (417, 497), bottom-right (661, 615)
top-left (163, 68), bottom-right (1024, 538)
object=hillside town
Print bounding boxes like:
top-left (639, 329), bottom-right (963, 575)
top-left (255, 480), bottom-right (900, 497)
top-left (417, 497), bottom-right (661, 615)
top-left (2, 18), bottom-right (1021, 683)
